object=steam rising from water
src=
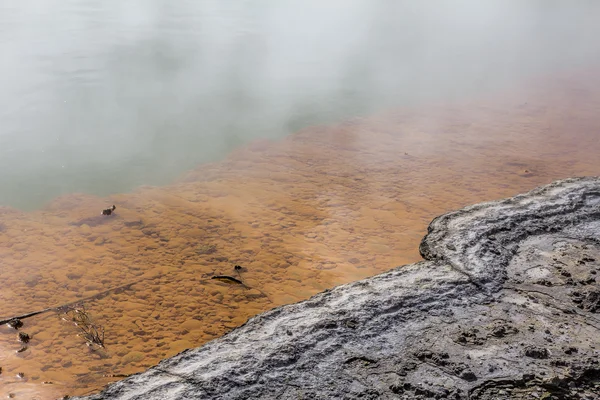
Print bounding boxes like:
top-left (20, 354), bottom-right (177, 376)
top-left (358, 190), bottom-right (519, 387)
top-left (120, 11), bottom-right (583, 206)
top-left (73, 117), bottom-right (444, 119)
top-left (0, 0), bottom-right (599, 209)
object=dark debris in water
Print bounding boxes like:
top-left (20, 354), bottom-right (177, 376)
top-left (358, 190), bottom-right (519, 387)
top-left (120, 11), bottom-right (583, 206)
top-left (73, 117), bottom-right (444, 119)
top-left (101, 205), bottom-right (116, 216)
top-left (18, 331), bottom-right (30, 343)
top-left (7, 318), bottom-right (23, 329)
top-left (211, 275), bottom-right (245, 286)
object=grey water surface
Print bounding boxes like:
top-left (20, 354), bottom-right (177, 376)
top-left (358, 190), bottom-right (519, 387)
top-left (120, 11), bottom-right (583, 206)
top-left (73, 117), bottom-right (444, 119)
top-left (1, 0), bottom-right (599, 210)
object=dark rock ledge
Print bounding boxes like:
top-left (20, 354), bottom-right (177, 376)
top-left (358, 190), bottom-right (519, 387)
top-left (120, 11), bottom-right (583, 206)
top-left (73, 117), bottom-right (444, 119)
top-left (80, 177), bottom-right (600, 400)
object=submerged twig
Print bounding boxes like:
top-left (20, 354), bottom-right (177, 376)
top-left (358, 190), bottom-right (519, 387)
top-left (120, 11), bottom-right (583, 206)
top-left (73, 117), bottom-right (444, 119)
top-left (60, 304), bottom-right (105, 348)
top-left (206, 269), bottom-right (273, 304)
top-left (211, 275), bottom-right (247, 286)
top-left (0, 280), bottom-right (139, 326)
top-left (103, 373), bottom-right (131, 378)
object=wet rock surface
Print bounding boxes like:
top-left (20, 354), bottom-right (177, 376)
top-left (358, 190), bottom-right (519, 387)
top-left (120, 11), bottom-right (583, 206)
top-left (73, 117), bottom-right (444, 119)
top-left (78, 177), bottom-right (600, 400)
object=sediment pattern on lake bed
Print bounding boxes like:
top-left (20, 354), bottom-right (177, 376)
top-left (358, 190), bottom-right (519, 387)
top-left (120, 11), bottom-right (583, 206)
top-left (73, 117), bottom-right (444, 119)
top-left (79, 177), bottom-right (600, 400)
top-left (0, 70), bottom-right (599, 399)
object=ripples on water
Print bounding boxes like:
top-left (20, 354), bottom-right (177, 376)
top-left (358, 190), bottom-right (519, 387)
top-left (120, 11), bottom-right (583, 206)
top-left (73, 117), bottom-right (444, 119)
top-left (1, 1), bottom-right (600, 399)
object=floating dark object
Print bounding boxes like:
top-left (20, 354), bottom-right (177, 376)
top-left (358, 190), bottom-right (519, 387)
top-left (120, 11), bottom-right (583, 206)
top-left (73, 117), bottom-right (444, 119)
top-left (18, 332), bottom-right (30, 343)
top-left (101, 205), bottom-right (116, 216)
top-left (211, 275), bottom-right (245, 286)
top-left (16, 345), bottom-right (28, 353)
top-left (16, 372), bottom-right (24, 379)
top-left (234, 265), bottom-right (242, 271)
top-left (7, 318), bottom-right (23, 329)
top-left (204, 273), bottom-right (272, 303)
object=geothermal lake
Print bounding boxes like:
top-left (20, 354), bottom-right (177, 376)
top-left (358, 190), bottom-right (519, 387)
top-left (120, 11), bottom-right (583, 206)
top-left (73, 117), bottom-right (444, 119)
top-left (2, 0), bottom-right (599, 210)
top-left (0, 1), bottom-right (599, 399)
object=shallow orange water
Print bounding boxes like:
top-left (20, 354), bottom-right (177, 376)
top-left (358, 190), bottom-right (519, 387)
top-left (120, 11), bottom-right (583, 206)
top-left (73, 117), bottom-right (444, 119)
top-left (1, 69), bottom-right (599, 399)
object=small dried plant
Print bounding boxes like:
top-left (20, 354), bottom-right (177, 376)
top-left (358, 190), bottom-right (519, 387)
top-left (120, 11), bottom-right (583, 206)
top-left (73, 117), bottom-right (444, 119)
top-left (59, 304), bottom-right (105, 348)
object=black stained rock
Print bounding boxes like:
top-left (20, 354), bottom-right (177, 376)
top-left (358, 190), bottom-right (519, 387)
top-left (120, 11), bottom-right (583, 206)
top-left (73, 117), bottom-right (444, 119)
top-left (524, 346), bottom-right (550, 359)
top-left (571, 289), bottom-right (600, 312)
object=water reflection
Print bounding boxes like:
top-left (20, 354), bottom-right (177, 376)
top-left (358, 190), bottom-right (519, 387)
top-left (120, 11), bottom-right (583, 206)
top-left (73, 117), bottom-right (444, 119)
top-left (0, 69), bottom-right (599, 398)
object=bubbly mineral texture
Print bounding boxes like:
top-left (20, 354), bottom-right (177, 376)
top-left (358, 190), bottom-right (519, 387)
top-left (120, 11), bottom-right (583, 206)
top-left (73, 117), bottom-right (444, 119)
top-left (79, 177), bottom-right (600, 400)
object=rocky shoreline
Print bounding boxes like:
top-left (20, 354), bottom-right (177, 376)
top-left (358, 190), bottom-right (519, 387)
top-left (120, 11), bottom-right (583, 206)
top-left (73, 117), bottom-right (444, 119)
top-left (78, 177), bottom-right (600, 399)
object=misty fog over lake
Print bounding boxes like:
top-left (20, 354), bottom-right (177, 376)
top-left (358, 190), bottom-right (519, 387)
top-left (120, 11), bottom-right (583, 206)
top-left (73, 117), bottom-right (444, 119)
top-left (1, 0), bottom-right (599, 210)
